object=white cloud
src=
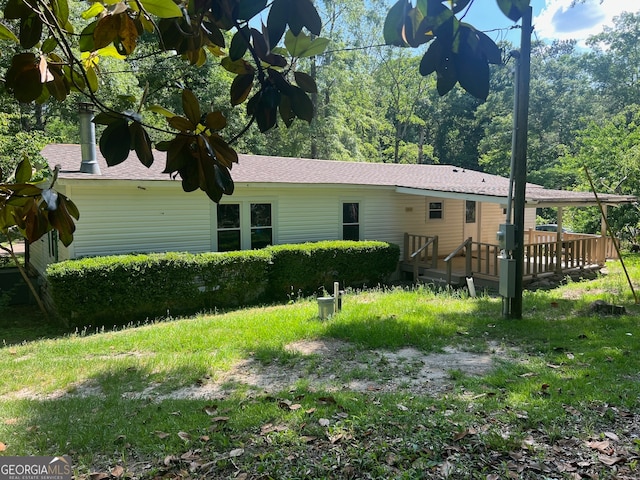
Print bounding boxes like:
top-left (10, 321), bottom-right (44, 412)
top-left (534, 0), bottom-right (639, 43)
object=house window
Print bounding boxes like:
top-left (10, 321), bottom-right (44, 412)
top-left (343, 202), bottom-right (360, 240)
top-left (250, 203), bottom-right (272, 249)
top-left (217, 204), bottom-right (241, 252)
top-left (428, 202), bottom-right (443, 220)
top-left (465, 201), bottom-right (476, 223)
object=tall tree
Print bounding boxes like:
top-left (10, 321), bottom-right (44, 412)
top-left (585, 12), bottom-right (640, 113)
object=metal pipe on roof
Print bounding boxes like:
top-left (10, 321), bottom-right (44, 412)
top-left (78, 102), bottom-right (101, 175)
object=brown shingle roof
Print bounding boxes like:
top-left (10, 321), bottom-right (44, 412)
top-left (42, 144), bottom-right (637, 205)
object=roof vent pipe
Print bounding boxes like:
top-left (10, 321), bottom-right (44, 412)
top-left (78, 102), bottom-right (101, 175)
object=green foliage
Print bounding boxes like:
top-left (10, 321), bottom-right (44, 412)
top-left (267, 241), bottom-right (400, 300)
top-left (46, 250), bottom-right (272, 326)
top-left (383, 0), bottom-right (521, 100)
top-left (45, 241), bottom-right (399, 326)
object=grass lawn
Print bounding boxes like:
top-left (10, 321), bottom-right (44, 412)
top-left (1, 256), bottom-right (640, 479)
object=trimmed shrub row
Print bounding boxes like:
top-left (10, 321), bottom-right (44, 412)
top-left (45, 240), bottom-right (399, 326)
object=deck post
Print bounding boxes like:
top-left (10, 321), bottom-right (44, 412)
top-left (554, 207), bottom-right (563, 273)
top-left (432, 236), bottom-right (438, 269)
top-left (404, 233), bottom-right (409, 263)
top-left (465, 237), bottom-right (472, 277)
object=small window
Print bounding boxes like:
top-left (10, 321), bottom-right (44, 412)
top-left (465, 200), bottom-right (476, 224)
top-left (217, 204), bottom-right (240, 251)
top-left (250, 203), bottom-right (272, 249)
top-left (428, 202), bottom-right (443, 220)
top-left (343, 202), bottom-right (359, 241)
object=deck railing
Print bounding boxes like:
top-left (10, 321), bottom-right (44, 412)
top-left (405, 231), bottom-right (617, 285)
top-left (404, 233), bottom-right (438, 281)
top-left (444, 238), bottom-right (501, 284)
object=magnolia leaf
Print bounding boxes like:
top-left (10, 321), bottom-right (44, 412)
top-left (290, 0), bottom-right (321, 36)
top-left (237, 0), bottom-right (267, 20)
top-left (230, 73), bottom-right (254, 106)
top-left (294, 71), bottom-right (317, 93)
top-left (181, 89), bottom-right (201, 125)
top-left (130, 122), bottom-right (154, 167)
top-left (79, 21), bottom-right (97, 51)
top-left (229, 448), bottom-right (244, 458)
top-left (86, 66), bottom-right (99, 93)
top-left (41, 37), bottom-right (58, 53)
top-left (497, 0), bottom-right (529, 22)
top-left (168, 115), bottom-right (194, 132)
top-left (20, 14), bottom-right (43, 49)
top-left (4, 0), bottom-right (30, 20)
top-left (93, 15), bottom-right (119, 50)
top-left (96, 44), bottom-right (126, 60)
top-left (51, 0), bottom-right (70, 27)
top-left (48, 197), bottom-right (77, 246)
top-left (38, 55), bottom-right (53, 83)
top-left (266, 0), bottom-right (287, 47)
top-left (209, 135), bottom-right (238, 167)
top-left (100, 119), bottom-right (131, 166)
top-left (289, 86), bottom-right (314, 123)
top-left (476, 29), bottom-right (502, 65)
top-left (298, 37), bottom-right (329, 58)
top-left (81, 2), bottom-right (105, 19)
top-left (455, 44), bottom-right (490, 101)
top-left (15, 157), bottom-right (32, 183)
top-left (0, 23), bottom-right (19, 43)
top-left (139, 0), bottom-right (182, 18)
top-left (205, 111), bottom-right (227, 131)
top-left (214, 163), bottom-right (234, 196)
top-left (383, 0), bottom-right (411, 46)
top-left (177, 431), bottom-right (191, 441)
top-left (229, 28), bottom-right (250, 61)
top-left (6, 62), bottom-right (42, 103)
top-left (451, 0), bottom-right (472, 14)
top-left (279, 93), bottom-right (294, 127)
top-left (284, 29), bottom-right (308, 57)
top-left (148, 104), bottom-right (176, 117)
top-left (221, 57), bottom-right (254, 75)
top-left (118, 14), bottom-right (138, 54)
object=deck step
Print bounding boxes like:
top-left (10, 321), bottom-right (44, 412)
top-left (417, 270), bottom-right (464, 287)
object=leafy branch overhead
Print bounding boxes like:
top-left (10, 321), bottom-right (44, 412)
top-left (383, 0), bottom-right (530, 101)
top-left (0, 158), bottom-right (79, 247)
top-left (1, 0), bottom-right (328, 202)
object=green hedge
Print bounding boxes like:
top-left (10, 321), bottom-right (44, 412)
top-left (45, 241), bottom-right (399, 326)
top-left (46, 250), bottom-right (272, 326)
top-left (267, 241), bottom-right (400, 300)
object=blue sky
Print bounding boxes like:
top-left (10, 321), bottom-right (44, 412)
top-left (461, 0), bottom-right (640, 46)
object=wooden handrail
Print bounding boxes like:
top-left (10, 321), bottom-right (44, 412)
top-left (411, 237), bottom-right (436, 259)
top-left (444, 237), bottom-right (472, 263)
top-left (444, 237), bottom-right (472, 285)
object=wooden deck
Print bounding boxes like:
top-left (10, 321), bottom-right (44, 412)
top-left (402, 232), bottom-right (617, 289)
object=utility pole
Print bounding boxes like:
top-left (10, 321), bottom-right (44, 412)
top-left (500, 6), bottom-right (532, 319)
top-left (510, 6), bottom-right (533, 318)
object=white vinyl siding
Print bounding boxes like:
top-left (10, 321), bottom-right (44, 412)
top-left (66, 184), bottom-right (212, 258)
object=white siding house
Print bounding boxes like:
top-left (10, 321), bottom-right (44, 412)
top-left (32, 144), bottom-right (636, 284)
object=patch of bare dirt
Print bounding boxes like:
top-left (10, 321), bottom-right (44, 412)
top-left (147, 339), bottom-right (507, 401)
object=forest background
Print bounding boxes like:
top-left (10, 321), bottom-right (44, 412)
top-left (2, 1), bottom-right (640, 238)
